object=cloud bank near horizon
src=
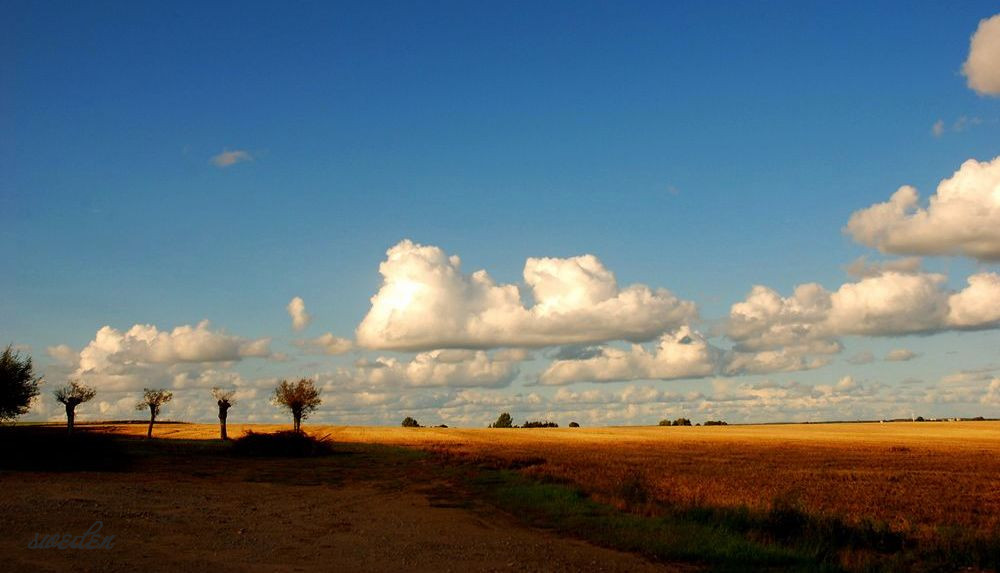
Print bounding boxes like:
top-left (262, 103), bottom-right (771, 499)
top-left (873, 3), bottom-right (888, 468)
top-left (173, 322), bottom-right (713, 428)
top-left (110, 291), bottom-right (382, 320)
top-left (32, 151), bottom-right (1000, 426)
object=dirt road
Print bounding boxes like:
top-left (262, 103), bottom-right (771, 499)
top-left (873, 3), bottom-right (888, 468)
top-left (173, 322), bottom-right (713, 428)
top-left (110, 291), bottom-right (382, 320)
top-left (1, 437), bottom-right (675, 572)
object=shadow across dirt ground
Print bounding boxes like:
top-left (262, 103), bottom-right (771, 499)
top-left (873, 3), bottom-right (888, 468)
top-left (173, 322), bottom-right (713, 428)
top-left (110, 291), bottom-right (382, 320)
top-left (0, 426), bottom-right (675, 573)
top-left (3, 425), bottom-right (997, 572)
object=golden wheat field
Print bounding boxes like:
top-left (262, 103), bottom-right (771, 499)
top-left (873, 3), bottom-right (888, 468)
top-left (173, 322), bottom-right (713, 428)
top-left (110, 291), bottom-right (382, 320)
top-left (102, 421), bottom-right (1000, 537)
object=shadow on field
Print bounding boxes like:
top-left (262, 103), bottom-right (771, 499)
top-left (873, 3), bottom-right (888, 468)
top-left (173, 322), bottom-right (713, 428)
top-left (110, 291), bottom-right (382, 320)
top-left (2, 426), bottom-right (997, 572)
top-left (465, 461), bottom-right (1000, 573)
top-left (0, 426), bottom-right (132, 472)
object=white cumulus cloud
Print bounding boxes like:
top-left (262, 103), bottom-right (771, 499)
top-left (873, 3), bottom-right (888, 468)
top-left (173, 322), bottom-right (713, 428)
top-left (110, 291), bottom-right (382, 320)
top-left (946, 272), bottom-right (1000, 328)
top-left (726, 271), bottom-right (1000, 365)
top-left (538, 326), bottom-right (718, 385)
top-left (287, 296), bottom-right (311, 331)
top-left (324, 348), bottom-right (523, 389)
top-left (845, 156), bottom-right (1000, 261)
top-left (885, 348), bottom-right (917, 362)
top-left (962, 14), bottom-right (1000, 96)
top-left (294, 332), bottom-right (353, 355)
top-left (356, 240), bottom-right (697, 351)
top-left (67, 320), bottom-right (272, 391)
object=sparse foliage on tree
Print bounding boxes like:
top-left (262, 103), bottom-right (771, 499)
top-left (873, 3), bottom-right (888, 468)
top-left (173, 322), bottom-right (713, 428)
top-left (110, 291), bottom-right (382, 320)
top-left (136, 388), bottom-right (173, 438)
top-left (273, 379), bottom-right (321, 432)
top-left (401, 416), bottom-right (420, 428)
top-left (490, 412), bottom-right (513, 428)
top-left (54, 381), bottom-right (96, 434)
top-left (212, 387), bottom-right (236, 440)
top-left (0, 345), bottom-right (41, 422)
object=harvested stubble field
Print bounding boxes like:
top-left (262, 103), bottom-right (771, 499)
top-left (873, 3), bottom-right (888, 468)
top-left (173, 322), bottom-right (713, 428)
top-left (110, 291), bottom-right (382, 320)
top-left (106, 421), bottom-right (1000, 537)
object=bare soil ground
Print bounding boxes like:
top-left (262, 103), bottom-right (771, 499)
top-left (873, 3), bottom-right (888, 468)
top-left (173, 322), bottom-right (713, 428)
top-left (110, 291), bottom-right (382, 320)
top-left (0, 432), bottom-right (674, 573)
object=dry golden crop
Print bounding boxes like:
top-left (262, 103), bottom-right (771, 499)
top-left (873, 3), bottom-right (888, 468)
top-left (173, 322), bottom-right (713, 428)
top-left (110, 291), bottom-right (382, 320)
top-left (102, 421), bottom-right (1000, 537)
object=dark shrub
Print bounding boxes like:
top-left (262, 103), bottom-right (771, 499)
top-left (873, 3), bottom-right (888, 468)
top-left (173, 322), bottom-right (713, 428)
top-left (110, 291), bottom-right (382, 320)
top-left (401, 416), bottom-right (421, 427)
top-left (232, 430), bottom-right (333, 457)
top-left (704, 420), bottom-right (728, 426)
top-left (568, 421), bottom-right (580, 427)
top-left (672, 417), bottom-right (692, 426)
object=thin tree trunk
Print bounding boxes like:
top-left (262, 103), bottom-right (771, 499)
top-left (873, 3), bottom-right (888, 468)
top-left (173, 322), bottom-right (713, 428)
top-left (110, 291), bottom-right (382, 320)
top-left (66, 404), bottom-right (75, 435)
top-left (219, 409), bottom-right (228, 440)
top-left (293, 411), bottom-right (301, 432)
top-left (147, 412), bottom-right (155, 438)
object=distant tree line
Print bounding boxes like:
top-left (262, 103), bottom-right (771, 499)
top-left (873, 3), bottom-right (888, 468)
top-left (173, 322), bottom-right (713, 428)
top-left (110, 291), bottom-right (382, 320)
top-left (486, 412), bottom-right (564, 428)
top-left (659, 417), bottom-right (729, 427)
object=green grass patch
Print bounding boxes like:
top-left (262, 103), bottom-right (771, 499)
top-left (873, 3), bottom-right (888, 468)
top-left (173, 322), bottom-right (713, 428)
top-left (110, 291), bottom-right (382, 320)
top-left (466, 468), bottom-right (1000, 573)
top-left (471, 469), bottom-right (829, 572)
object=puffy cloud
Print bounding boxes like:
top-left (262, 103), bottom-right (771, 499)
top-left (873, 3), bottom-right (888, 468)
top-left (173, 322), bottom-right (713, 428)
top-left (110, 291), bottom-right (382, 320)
top-left (844, 256), bottom-right (922, 279)
top-left (170, 369), bottom-right (248, 389)
top-left (552, 385), bottom-right (701, 405)
top-left (728, 271), bottom-right (1000, 353)
top-left (536, 329), bottom-right (844, 384)
top-left (538, 326), bottom-right (718, 385)
top-left (827, 272), bottom-right (951, 336)
top-left (294, 332), bottom-right (354, 355)
top-left (356, 240), bottom-right (696, 351)
top-left (962, 14), bottom-right (1000, 96)
top-left (922, 368), bottom-right (1000, 406)
top-left (324, 348), bottom-right (523, 389)
top-left (727, 283), bottom-right (832, 352)
top-left (845, 156), bottom-right (1000, 261)
top-left (724, 346), bottom-right (835, 376)
top-left (79, 321), bottom-right (271, 369)
top-left (211, 149), bottom-right (253, 167)
top-left (946, 273), bottom-right (1000, 328)
top-left (940, 367), bottom-right (999, 386)
top-left (983, 379), bottom-right (1000, 405)
top-left (46, 344), bottom-right (79, 367)
top-left (885, 349), bottom-right (917, 362)
top-left (66, 321), bottom-right (272, 391)
top-left (287, 297), bottom-right (311, 331)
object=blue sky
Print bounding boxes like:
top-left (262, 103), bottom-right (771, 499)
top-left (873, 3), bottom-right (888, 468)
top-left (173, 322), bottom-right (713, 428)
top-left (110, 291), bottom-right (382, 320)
top-left (3, 1), bottom-right (999, 426)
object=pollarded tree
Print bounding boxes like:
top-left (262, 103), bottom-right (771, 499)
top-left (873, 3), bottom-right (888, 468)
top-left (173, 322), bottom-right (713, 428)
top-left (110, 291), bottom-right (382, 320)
top-left (212, 387), bottom-right (236, 440)
top-left (136, 388), bottom-right (173, 439)
top-left (54, 381), bottom-right (96, 434)
top-left (273, 379), bottom-right (321, 432)
top-left (0, 344), bottom-right (41, 422)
